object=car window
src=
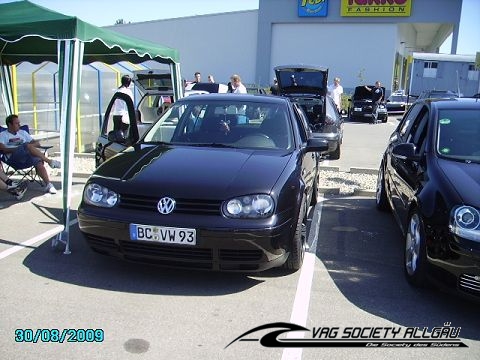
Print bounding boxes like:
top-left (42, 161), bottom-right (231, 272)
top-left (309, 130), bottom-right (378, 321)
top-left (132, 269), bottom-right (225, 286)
top-left (292, 103), bottom-right (310, 143)
top-left (406, 109), bottom-right (429, 155)
top-left (436, 109), bottom-right (480, 160)
top-left (103, 95), bottom-right (132, 138)
top-left (398, 103), bottom-right (423, 140)
top-left (144, 100), bottom-right (293, 150)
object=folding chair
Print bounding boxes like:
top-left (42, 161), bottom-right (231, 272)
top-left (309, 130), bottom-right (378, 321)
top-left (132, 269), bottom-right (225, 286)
top-left (0, 124), bottom-right (53, 186)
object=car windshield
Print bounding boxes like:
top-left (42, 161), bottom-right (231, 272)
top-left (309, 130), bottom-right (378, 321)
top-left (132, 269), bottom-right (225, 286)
top-left (436, 109), bottom-right (480, 162)
top-left (143, 99), bottom-right (293, 150)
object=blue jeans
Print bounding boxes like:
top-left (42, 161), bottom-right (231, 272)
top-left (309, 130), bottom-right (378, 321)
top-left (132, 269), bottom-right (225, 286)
top-left (6, 143), bottom-right (41, 168)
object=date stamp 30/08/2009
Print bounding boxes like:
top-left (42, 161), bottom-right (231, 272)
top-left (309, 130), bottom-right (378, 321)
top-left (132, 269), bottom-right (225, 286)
top-left (15, 329), bottom-right (104, 343)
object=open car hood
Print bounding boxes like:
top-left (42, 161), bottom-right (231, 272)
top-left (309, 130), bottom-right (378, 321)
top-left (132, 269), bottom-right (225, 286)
top-left (132, 69), bottom-right (173, 95)
top-left (274, 65), bottom-right (328, 96)
top-left (353, 85), bottom-right (386, 100)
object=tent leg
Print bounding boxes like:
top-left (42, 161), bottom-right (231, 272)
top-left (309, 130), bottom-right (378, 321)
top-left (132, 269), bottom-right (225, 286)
top-left (51, 231), bottom-right (71, 255)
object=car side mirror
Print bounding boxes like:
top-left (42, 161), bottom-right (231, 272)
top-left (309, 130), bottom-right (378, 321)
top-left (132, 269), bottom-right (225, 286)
top-left (392, 143), bottom-right (421, 161)
top-left (307, 137), bottom-right (329, 154)
top-left (108, 130), bottom-right (127, 144)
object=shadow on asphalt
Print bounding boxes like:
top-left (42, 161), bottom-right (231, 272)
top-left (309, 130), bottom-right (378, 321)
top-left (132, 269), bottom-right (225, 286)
top-left (22, 217), bottom-right (265, 297)
top-left (316, 195), bottom-right (480, 341)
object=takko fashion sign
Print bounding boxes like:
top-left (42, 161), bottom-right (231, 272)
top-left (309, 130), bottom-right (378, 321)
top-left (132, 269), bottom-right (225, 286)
top-left (341, 0), bottom-right (412, 17)
top-left (298, 0), bottom-right (328, 17)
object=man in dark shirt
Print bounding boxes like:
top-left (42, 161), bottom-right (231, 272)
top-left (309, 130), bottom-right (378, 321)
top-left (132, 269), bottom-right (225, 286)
top-left (365, 81), bottom-right (384, 124)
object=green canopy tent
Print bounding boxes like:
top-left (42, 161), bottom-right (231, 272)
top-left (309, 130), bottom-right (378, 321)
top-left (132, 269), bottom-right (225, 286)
top-left (0, 0), bottom-right (182, 252)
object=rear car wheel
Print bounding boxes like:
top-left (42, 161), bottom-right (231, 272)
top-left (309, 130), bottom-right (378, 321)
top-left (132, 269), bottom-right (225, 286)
top-left (404, 211), bottom-right (428, 287)
top-left (285, 201), bottom-right (307, 271)
top-left (375, 164), bottom-right (390, 211)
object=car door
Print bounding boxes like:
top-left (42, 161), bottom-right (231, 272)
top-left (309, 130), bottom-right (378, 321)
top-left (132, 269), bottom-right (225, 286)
top-left (95, 92), bottom-right (139, 167)
top-left (293, 103), bottom-right (317, 205)
top-left (391, 106), bottom-right (429, 225)
top-left (385, 103), bottom-right (423, 213)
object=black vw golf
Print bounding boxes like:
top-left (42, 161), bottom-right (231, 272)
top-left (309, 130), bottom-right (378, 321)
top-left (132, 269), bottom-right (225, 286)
top-left (376, 97), bottom-right (480, 299)
top-left (78, 93), bottom-right (328, 272)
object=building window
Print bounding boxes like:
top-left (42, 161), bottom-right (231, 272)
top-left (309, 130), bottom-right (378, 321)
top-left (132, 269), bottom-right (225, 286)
top-left (423, 61), bottom-right (438, 78)
top-left (467, 64), bottom-right (479, 81)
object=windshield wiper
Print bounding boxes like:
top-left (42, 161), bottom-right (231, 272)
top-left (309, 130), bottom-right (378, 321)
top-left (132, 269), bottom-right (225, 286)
top-left (189, 143), bottom-right (237, 148)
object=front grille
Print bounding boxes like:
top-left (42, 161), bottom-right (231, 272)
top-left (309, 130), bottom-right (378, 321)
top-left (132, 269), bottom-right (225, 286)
top-left (120, 240), bottom-right (213, 261)
top-left (458, 274), bottom-right (480, 295)
top-left (85, 234), bottom-right (118, 251)
top-left (119, 194), bottom-right (222, 215)
top-left (219, 249), bottom-right (263, 261)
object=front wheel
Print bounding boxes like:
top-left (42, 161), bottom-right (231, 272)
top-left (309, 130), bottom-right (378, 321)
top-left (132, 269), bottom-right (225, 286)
top-left (375, 164), bottom-right (390, 211)
top-left (284, 202), bottom-right (307, 271)
top-left (404, 211), bottom-right (428, 287)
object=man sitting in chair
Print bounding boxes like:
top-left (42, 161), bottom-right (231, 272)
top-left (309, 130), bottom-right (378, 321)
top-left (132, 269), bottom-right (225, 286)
top-left (0, 114), bottom-right (61, 194)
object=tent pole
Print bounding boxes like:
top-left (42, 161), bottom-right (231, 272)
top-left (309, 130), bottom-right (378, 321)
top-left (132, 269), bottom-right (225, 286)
top-left (52, 39), bottom-right (84, 254)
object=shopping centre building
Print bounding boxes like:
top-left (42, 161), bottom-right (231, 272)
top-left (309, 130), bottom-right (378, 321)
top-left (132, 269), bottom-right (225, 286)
top-left (108, 0), bottom-right (473, 93)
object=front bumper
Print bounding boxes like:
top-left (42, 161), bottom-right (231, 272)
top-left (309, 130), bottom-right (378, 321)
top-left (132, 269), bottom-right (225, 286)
top-left (78, 211), bottom-right (293, 272)
top-left (429, 237), bottom-right (480, 298)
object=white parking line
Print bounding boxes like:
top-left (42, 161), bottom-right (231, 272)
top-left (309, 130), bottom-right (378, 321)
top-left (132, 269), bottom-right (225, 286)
top-left (0, 219), bottom-right (77, 260)
top-left (281, 197), bottom-right (325, 360)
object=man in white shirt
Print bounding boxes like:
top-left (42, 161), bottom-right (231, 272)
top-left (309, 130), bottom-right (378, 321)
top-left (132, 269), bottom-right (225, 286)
top-left (112, 75), bottom-right (134, 137)
top-left (328, 77), bottom-right (344, 111)
top-left (0, 114), bottom-right (61, 194)
top-left (230, 74), bottom-right (247, 94)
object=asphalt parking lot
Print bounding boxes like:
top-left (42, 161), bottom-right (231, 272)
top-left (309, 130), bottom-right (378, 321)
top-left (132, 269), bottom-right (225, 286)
top-left (1, 117), bottom-right (478, 360)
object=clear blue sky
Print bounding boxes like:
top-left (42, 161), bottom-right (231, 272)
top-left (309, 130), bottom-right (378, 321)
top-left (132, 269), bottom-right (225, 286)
top-left (2, 0), bottom-right (478, 54)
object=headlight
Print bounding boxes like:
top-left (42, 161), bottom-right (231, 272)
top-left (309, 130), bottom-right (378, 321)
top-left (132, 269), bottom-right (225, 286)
top-left (449, 206), bottom-right (480, 242)
top-left (223, 195), bottom-right (274, 218)
top-left (83, 183), bottom-right (118, 208)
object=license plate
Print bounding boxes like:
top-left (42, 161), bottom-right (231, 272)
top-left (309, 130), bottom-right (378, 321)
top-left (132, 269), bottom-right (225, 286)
top-left (130, 224), bottom-right (196, 245)
top-left (354, 107), bottom-right (362, 112)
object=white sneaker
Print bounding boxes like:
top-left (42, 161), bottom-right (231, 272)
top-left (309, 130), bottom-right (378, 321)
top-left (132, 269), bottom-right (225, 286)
top-left (49, 160), bottom-right (61, 169)
top-left (45, 183), bottom-right (57, 194)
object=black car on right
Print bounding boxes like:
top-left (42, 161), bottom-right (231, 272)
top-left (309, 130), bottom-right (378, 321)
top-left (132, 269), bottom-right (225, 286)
top-left (376, 97), bottom-right (480, 300)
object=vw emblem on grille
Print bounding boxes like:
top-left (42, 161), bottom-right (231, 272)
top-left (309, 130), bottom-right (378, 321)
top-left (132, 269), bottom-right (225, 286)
top-left (157, 197), bottom-right (176, 214)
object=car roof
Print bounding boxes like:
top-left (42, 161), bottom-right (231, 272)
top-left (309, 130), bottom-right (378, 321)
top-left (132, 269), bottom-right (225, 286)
top-left (176, 93), bottom-right (288, 104)
top-left (422, 97), bottom-right (480, 109)
top-left (418, 89), bottom-right (458, 98)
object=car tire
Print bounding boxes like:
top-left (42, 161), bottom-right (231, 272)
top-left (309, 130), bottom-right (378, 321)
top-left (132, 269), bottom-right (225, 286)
top-left (330, 143), bottom-right (341, 160)
top-left (310, 173), bottom-right (319, 206)
top-left (382, 117), bottom-right (387, 123)
top-left (285, 201), bottom-right (307, 271)
top-left (375, 164), bottom-right (390, 211)
top-left (404, 210), bottom-right (428, 287)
